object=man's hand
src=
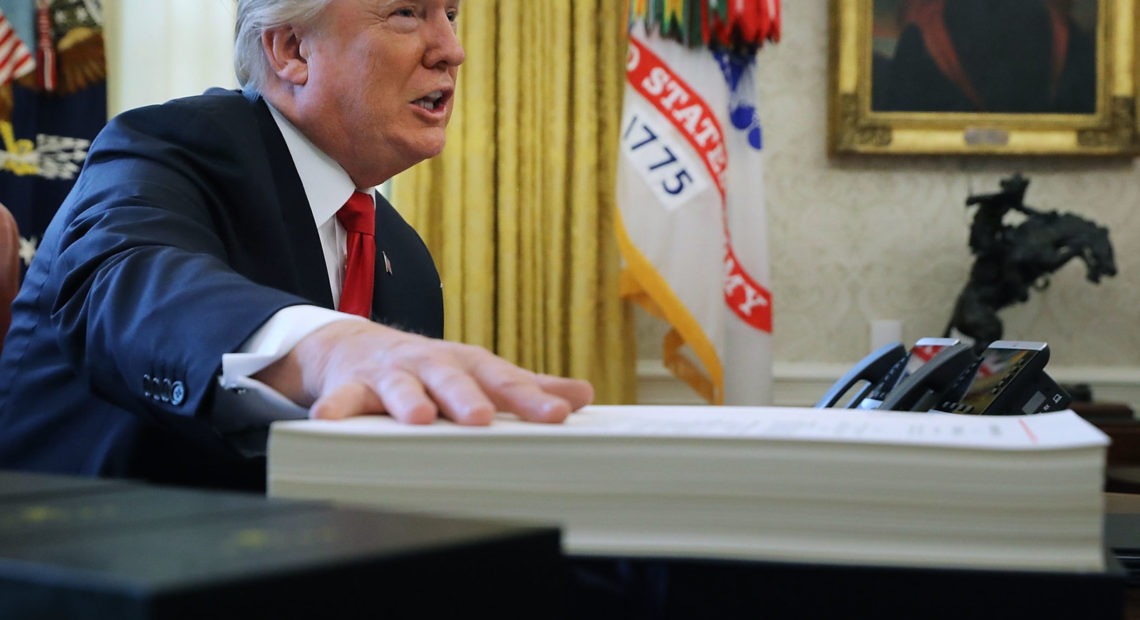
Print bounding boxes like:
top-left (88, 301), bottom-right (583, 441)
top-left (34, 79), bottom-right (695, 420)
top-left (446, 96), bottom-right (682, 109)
top-left (254, 320), bottom-right (593, 424)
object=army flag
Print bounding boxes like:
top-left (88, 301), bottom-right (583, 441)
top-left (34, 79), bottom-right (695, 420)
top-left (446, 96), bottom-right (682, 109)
top-left (615, 1), bottom-right (779, 405)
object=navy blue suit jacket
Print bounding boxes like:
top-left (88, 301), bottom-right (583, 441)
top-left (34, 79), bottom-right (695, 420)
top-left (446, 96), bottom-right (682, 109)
top-left (0, 89), bottom-right (444, 492)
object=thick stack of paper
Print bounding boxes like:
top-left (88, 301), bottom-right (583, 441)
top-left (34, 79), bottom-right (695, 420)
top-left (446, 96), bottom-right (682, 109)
top-left (268, 405), bottom-right (1109, 572)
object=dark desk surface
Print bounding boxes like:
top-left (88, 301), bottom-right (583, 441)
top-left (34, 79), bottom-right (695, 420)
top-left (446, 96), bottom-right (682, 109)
top-left (3, 471), bottom-right (1130, 620)
top-left (0, 470), bottom-right (564, 620)
top-left (1105, 493), bottom-right (1140, 620)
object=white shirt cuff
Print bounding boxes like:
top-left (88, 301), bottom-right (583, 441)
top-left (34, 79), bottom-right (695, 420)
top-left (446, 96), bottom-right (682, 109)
top-left (215, 305), bottom-right (367, 431)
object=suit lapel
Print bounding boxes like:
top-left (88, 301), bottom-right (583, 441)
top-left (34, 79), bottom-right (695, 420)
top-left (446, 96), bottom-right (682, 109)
top-left (250, 96), bottom-right (335, 309)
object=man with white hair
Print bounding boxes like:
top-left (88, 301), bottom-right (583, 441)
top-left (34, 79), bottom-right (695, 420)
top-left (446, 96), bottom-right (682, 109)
top-left (0, 0), bottom-right (592, 491)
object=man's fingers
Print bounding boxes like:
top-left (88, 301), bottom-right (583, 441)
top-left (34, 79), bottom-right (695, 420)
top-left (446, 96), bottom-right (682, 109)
top-left (535, 374), bottom-right (595, 410)
top-left (373, 369), bottom-right (441, 424)
top-left (418, 364), bottom-right (498, 425)
top-left (465, 364), bottom-right (591, 424)
top-left (309, 370), bottom-right (439, 424)
top-left (478, 378), bottom-right (572, 423)
top-left (309, 381), bottom-right (384, 420)
top-left (412, 357), bottom-right (583, 425)
top-left (300, 325), bottom-right (595, 426)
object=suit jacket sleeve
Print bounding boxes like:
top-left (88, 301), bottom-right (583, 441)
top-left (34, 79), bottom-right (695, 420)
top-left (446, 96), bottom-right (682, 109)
top-left (42, 92), bottom-right (323, 423)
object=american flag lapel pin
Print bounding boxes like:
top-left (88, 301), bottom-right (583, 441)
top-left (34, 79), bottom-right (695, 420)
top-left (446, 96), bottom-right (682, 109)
top-left (382, 251), bottom-right (392, 275)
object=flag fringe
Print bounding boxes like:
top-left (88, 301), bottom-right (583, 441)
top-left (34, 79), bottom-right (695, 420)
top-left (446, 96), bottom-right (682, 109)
top-left (629, 0), bottom-right (782, 55)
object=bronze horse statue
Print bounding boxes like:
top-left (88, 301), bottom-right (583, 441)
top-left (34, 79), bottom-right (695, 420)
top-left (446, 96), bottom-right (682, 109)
top-left (944, 174), bottom-right (1116, 351)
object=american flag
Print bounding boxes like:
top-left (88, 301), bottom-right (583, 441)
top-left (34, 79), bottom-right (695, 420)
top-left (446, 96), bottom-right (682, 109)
top-left (0, 9), bottom-right (33, 86)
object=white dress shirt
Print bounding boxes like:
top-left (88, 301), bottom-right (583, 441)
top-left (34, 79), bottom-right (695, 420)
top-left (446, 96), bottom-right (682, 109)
top-left (214, 103), bottom-right (371, 442)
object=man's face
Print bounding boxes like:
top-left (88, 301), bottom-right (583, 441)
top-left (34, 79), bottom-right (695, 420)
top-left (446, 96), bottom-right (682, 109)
top-left (297, 0), bottom-right (464, 186)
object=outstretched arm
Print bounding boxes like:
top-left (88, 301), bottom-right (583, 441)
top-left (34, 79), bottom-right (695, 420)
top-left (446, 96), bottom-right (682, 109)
top-left (254, 320), bottom-right (594, 424)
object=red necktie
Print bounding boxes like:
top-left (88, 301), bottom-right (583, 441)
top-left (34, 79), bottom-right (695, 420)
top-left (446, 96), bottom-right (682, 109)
top-left (336, 191), bottom-right (376, 317)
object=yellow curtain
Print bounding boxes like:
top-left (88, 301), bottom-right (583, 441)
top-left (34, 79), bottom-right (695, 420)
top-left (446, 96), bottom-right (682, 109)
top-left (391, 1), bottom-right (635, 404)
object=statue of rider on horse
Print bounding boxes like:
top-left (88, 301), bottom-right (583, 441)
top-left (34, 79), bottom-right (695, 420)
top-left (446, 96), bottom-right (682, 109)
top-left (945, 173), bottom-right (1117, 352)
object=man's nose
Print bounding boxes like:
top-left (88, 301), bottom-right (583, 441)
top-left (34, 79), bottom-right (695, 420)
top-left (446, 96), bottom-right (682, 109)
top-left (425, 15), bottom-right (465, 69)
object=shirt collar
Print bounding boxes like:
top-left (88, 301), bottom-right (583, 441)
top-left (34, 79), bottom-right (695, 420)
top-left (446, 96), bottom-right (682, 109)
top-left (265, 102), bottom-right (364, 227)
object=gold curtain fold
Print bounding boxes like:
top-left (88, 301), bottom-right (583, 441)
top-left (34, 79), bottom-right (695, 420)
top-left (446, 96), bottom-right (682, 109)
top-left (391, 0), bottom-right (635, 404)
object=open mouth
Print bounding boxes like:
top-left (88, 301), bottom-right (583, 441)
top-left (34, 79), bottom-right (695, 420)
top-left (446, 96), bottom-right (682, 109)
top-left (412, 90), bottom-right (449, 111)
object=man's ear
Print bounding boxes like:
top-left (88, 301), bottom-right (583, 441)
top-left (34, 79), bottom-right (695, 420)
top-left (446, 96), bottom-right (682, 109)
top-left (261, 26), bottom-right (308, 85)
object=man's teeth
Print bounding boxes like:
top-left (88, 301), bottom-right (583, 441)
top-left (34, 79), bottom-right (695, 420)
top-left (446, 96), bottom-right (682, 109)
top-left (415, 91), bottom-right (443, 111)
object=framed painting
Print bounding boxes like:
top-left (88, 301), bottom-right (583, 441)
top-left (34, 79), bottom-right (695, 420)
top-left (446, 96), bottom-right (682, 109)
top-left (828, 0), bottom-right (1137, 156)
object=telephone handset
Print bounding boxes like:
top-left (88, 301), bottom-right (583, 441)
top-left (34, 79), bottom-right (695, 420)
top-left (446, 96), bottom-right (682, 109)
top-left (876, 342), bottom-right (980, 412)
top-left (814, 342), bottom-right (907, 408)
top-left (941, 340), bottom-right (1072, 415)
top-left (855, 337), bottom-right (960, 410)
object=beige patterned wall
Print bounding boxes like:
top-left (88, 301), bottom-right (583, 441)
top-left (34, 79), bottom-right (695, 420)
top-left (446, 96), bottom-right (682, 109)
top-left (636, 2), bottom-right (1140, 403)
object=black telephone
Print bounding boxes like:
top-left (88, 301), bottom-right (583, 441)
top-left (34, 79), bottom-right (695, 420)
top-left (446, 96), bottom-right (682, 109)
top-left (941, 340), bottom-right (1072, 415)
top-left (814, 342), bottom-right (907, 408)
top-left (854, 337), bottom-right (960, 410)
top-left (875, 342), bottom-right (980, 413)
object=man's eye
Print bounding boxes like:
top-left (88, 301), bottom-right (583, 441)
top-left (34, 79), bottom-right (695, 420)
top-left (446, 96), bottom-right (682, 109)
top-left (447, 10), bottom-right (459, 22)
top-left (394, 8), bottom-right (416, 18)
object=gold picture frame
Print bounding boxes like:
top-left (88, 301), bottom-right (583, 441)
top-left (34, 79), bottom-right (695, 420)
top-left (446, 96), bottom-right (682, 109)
top-left (828, 0), bottom-right (1137, 156)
